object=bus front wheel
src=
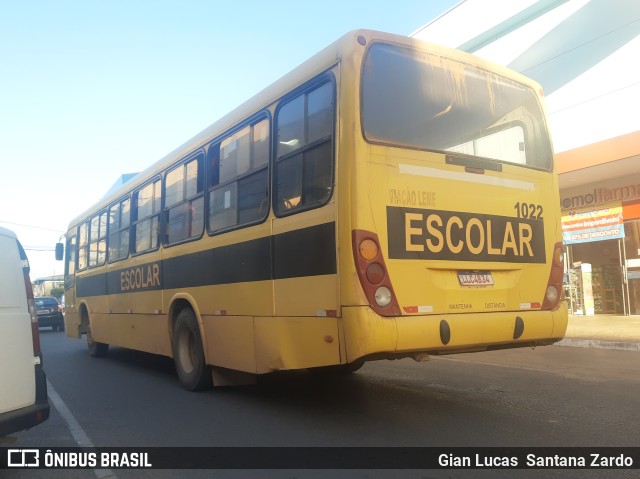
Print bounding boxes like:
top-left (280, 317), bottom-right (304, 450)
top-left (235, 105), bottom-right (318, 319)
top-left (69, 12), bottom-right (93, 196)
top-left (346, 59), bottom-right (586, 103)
top-left (172, 308), bottom-right (212, 391)
top-left (86, 320), bottom-right (108, 358)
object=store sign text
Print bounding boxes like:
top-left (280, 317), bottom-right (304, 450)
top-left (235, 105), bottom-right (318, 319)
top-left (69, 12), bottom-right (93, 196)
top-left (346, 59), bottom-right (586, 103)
top-left (561, 204), bottom-right (625, 244)
top-left (561, 184), bottom-right (640, 211)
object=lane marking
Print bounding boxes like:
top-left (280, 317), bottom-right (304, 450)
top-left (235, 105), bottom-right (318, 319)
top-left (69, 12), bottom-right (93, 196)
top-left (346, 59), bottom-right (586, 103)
top-left (47, 380), bottom-right (117, 479)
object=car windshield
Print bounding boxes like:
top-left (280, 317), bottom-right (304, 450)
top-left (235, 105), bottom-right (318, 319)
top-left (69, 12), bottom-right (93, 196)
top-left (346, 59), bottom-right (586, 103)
top-left (361, 42), bottom-right (553, 170)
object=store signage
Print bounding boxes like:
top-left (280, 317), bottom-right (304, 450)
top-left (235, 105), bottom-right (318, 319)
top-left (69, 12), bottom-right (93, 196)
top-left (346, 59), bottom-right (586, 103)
top-left (561, 183), bottom-right (640, 211)
top-left (561, 203), bottom-right (625, 244)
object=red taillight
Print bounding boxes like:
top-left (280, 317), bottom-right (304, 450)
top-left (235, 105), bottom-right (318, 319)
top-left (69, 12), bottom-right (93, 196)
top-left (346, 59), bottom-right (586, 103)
top-left (352, 230), bottom-right (401, 316)
top-left (365, 263), bottom-right (385, 284)
top-left (541, 242), bottom-right (564, 310)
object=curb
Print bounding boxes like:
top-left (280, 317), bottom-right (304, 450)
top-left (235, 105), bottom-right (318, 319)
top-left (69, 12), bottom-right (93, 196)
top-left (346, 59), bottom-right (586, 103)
top-left (556, 338), bottom-right (640, 352)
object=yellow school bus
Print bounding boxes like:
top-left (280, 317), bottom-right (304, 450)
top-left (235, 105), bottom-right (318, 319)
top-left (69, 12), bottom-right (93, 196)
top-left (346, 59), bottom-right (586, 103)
top-left (58, 30), bottom-right (567, 390)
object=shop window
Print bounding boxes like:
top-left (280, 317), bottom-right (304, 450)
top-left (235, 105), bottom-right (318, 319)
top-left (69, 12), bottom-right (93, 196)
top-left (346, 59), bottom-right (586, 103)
top-left (275, 80), bottom-right (334, 216)
top-left (625, 218), bottom-right (640, 314)
top-left (625, 218), bottom-right (640, 260)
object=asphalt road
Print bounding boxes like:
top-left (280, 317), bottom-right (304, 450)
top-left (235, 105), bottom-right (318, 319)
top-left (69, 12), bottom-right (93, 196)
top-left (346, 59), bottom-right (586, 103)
top-left (4, 328), bottom-right (639, 479)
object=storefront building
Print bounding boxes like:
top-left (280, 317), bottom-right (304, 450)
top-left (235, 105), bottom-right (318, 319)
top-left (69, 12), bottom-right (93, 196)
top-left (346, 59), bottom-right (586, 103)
top-left (413, 0), bottom-right (640, 314)
top-left (558, 132), bottom-right (640, 315)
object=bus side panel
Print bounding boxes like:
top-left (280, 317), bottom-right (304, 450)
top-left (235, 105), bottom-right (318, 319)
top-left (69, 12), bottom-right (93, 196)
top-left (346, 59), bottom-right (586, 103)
top-left (202, 315), bottom-right (256, 373)
top-left (110, 252), bottom-right (163, 315)
top-left (176, 282), bottom-right (274, 320)
top-left (81, 277), bottom-right (108, 330)
top-left (273, 276), bottom-right (339, 316)
top-left (90, 312), bottom-right (171, 356)
top-left (341, 307), bottom-right (398, 362)
top-left (167, 279), bottom-right (270, 371)
top-left (271, 204), bottom-right (338, 317)
top-left (63, 286), bottom-right (81, 338)
top-left (254, 316), bottom-right (340, 373)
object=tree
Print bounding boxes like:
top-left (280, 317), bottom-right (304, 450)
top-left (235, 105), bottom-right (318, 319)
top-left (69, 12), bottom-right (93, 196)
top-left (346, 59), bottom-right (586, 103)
top-left (50, 287), bottom-right (65, 300)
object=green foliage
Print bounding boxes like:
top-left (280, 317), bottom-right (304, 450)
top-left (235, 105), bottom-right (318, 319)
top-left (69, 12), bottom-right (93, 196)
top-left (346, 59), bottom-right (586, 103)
top-left (50, 287), bottom-right (65, 300)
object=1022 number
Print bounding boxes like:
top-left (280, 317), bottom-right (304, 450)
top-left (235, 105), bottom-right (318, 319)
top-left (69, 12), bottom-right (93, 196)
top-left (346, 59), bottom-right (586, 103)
top-left (514, 202), bottom-right (543, 220)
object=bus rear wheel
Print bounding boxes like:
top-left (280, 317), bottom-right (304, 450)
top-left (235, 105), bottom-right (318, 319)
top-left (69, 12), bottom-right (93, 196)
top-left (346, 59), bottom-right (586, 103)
top-left (172, 308), bottom-right (212, 391)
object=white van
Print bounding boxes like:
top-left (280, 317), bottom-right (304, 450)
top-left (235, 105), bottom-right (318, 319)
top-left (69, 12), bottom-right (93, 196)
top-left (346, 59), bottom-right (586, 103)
top-left (0, 226), bottom-right (50, 437)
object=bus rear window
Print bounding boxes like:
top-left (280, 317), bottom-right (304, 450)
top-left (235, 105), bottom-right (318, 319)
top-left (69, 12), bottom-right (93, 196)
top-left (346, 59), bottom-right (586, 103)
top-left (361, 43), bottom-right (553, 170)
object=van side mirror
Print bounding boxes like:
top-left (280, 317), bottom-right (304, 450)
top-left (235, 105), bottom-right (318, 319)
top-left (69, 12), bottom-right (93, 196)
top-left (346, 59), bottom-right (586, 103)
top-left (55, 243), bottom-right (64, 261)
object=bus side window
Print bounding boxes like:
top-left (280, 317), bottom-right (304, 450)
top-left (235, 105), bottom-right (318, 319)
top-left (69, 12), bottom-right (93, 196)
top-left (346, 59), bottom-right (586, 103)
top-left (77, 222), bottom-right (89, 271)
top-left (165, 155), bottom-right (204, 245)
top-left (64, 235), bottom-right (76, 289)
top-left (133, 179), bottom-right (162, 254)
top-left (208, 117), bottom-right (270, 234)
top-left (88, 212), bottom-right (107, 267)
top-left (275, 79), bottom-right (334, 216)
top-left (108, 197), bottom-right (131, 262)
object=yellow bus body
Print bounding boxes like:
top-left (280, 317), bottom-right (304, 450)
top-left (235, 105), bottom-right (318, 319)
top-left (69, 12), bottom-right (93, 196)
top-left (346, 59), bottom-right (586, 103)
top-left (62, 30), bottom-right (567, 387)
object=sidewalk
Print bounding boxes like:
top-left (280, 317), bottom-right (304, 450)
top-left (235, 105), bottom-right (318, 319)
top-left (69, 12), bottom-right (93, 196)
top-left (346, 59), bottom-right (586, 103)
top-left (556, 314), bottom-right (640, 351)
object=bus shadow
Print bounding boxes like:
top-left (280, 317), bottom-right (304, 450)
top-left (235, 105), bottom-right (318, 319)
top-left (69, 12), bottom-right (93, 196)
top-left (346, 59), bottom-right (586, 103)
top-left (104, 345), bottom-right (377, 401)
top-left (82, 346), bottom-right (504, 444)
top-left (100, 346), bottom-right (177, 379)
top-left (100, 346), bottom-right (474, 422)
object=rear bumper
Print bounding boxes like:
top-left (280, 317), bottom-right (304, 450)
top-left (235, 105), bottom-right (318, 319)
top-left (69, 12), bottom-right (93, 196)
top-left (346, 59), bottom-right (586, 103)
top-left (37, 313), bottom-right (64, 328)
top-left (0, 365), bottom-right (50, 437)
top-left (342, 303), bottom-right (568, 362)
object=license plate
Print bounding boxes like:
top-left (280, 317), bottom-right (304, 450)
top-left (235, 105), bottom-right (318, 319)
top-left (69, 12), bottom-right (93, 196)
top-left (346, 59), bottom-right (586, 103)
top-left (458, 271), bottom-right (494, 286)
top-left (37, 310), bottom-right (48, 315)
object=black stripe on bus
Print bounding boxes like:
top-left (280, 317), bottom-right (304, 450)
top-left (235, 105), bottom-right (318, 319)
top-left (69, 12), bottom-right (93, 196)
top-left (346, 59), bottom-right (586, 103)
top-left (76, 222), bottom-right (336, 297)
top-left (163, 236), bottom-right (272, 290)
top-left (77, 272), bottom-right (108, 298)
top-left (273, 221), bottom-right (337, 280)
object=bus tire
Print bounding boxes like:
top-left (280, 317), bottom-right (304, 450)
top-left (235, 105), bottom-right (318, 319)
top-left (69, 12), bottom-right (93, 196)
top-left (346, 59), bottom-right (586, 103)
top-left (172, 308), bottom-right (212, 391)
top-left (87, 321), bottom-right (108, 358)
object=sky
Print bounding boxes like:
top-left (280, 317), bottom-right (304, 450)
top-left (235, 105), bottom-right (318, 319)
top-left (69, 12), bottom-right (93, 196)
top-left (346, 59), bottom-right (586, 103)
top-left (0, 0), bottom-right (458, 280)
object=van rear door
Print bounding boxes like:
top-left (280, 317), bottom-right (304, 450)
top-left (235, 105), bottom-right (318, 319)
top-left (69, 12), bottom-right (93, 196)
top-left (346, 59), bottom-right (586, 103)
top-left (0, 227), bottom-right (49, 436)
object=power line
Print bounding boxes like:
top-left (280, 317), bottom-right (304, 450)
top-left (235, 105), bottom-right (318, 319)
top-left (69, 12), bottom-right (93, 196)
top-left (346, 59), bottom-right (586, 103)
top-left (0, 220), bottom-right (65, 234)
